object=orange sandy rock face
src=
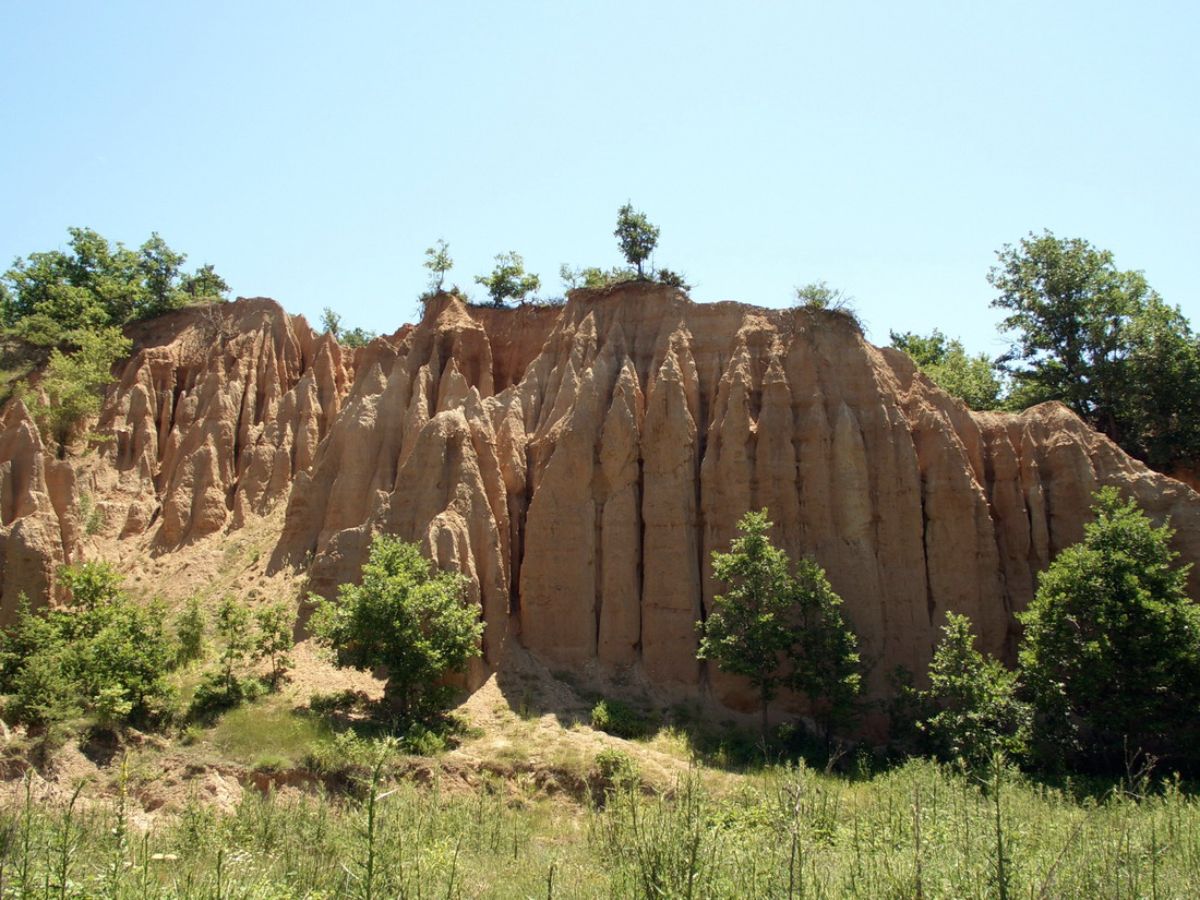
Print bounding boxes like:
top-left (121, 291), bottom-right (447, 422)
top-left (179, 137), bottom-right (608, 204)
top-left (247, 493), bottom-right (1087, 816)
top-left (1, 286), bottom-right (1198, 715)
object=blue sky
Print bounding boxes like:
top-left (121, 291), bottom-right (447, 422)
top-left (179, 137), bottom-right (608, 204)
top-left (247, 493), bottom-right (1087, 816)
top-left (2, 1), bottom-right (1196, 355)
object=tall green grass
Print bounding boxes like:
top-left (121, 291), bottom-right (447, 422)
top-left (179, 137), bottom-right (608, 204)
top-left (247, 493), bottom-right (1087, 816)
top-left (0, 757), bottom-right (1197, 897)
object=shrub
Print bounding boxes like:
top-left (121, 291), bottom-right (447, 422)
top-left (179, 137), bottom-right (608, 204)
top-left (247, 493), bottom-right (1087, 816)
top-left (0, 563), bottom-right (177, 728)
top-left (590, 699), bottom-right (648, 739)
top-left (308, 689), bottom-right (363, 717)
top-left (302, 730), bottom-right (397, 776)
top-left (29, 326), bottom-right (131, 456)
top-left (401, 722), bottom-right (448, 756)
top-left (189, 670), bottom-right (264, 719)
top-left (593, 748), bottom-right (641, 796)
top-left (654, 268), bottom-right (690, 290)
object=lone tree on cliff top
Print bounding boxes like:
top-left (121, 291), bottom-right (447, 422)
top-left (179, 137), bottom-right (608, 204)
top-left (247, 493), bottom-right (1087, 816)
top-left (423, 239), bottom-right (453, 293)
top-left (614, 202), bottom-right (659, 280)
top-left (312, 534), bottom-right (483, 720)
top-left (698, 510), bottom-right (862, 744)
top-left (474, 252), bottom-right (540, 308)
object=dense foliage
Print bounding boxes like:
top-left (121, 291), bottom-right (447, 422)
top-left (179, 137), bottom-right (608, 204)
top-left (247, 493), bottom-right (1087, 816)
top-left (27, 325), bottom-right (131, 456)
top-left (917, 613), bottom-right (1030, 769)
top-left (991, 231), bottom-right (1200, 469)
top-left (1018, 487), bottom-right (1200, 772)
top-left (613, 203), bottom-right (659, 279)
top-left (0, 563), bottom-right (176, 727)
top-left (312, 534), bottom-right (483, 719)
top-left (1, 227), bottom-right (228, 346)
top-left (890, 328), bottom-right (1004, 410)
top-left (474, 251), bottom-right (541, 307)
top-left (698, 510), bottom-right (861, 741)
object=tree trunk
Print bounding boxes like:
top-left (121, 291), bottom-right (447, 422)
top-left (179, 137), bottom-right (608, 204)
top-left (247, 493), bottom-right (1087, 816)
top-left (761, 686), bottom-right (770, 746)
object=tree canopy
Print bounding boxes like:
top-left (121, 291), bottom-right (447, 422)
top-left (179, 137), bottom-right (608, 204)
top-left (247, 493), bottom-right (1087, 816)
top-left (474, 252), bottom-right (540, 308)
top-left (30, 326), bottom-right (131, 456)
top-left (990, 231), bottom-right (1200, 470)
top-left (890, 329), bottom-right (1004, 410)
top-left (423, 239), bottom-right (454, 293)
top-left (698, 510), bottom-right (861, 742)
top-left (614, 203), bottom-right (659, 279)
top-left (312, 534), bottom-right (483, 719)
top-left (1018, 487), bottom-right (1200, 771)
top-left (1, 227), bottom-right (229, 345)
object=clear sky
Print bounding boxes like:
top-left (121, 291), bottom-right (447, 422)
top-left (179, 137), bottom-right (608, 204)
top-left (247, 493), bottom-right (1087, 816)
top-left (2, 1), bottom-right (1196, 355)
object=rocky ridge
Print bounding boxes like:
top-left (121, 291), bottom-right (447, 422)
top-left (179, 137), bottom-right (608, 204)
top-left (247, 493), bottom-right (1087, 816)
top-left (1, 285), bottom-right (1197, 715)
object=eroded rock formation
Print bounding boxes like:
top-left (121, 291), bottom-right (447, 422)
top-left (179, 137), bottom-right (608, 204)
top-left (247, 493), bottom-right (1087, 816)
top-left (2, 285), bottom-right (1197, 713)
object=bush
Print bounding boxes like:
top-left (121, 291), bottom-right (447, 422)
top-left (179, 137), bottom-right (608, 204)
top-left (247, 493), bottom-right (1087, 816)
top-left (188, 670), bottom-right (264, 720)
top-left (0, 563), bottom-right (178, 729)
top-left (401, 722), bottom-right (448, 756)
top-left (592, 748), bottom-right (641, 796)
top-left (590, 699), bottom-right (648, 739)
top-left (29, 326), bottom-right (131, 456)
top-left (302, 730), bottom-right (398, 777)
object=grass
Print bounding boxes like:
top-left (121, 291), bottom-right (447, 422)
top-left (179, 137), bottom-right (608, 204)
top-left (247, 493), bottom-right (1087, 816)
top-left (205, 695), bottom-right (333, 769)
top-left (3, 749), bottom-right (1199, 897)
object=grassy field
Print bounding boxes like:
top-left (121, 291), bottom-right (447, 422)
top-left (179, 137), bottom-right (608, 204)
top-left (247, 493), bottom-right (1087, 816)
top-left (1, 739), bottom-right (1198, 898)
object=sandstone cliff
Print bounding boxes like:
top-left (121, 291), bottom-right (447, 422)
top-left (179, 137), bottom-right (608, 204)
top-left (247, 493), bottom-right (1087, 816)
top-left (1, 286), bottom-right (1196, 714)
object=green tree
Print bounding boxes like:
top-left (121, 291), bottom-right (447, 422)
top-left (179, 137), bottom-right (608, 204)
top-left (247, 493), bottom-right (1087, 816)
top-left (179, 264), bottom-right (230, 303)
top-left (1117, 297), bottom-right (1200, 471)
top-left (423, 239), bottom-right (453, 292)
top-left (175, 597), bottom-right (206, 665)
top-left (474, 252), bottom-right (540, 308)
top-left (614, 203), bottom-right (659, 279)
top-left (697, 510), bottom-right (861, 743)
top-left (312, 534), bottom-right (483, 719)
top-left (255, 601), bottom-right (294, 689)
top-left (2, 227), bottom-right (228, 336)
top-left (918, 613), bottom-right (1029, 769)
top-left (214, 597), bottom-right (256, 695)
top-left (0, 563), bottom-right (177, 728)
top-left (989, 231), bottom-right (1200, 470)
top-left (1018, 487), bottom-right (1200, 771)
top-left (29, 326), bottom-right (131, 457)
top-left (320, 307), bottom-right (342, 338)
top-left (890, 329), bottom-right (1004, 410)
top-left (136, 232), bottom-right (187, 317)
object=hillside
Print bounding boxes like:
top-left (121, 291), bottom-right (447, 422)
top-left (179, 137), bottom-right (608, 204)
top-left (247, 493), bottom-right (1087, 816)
top-left (1, 285), bottom-right (1197, 720)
